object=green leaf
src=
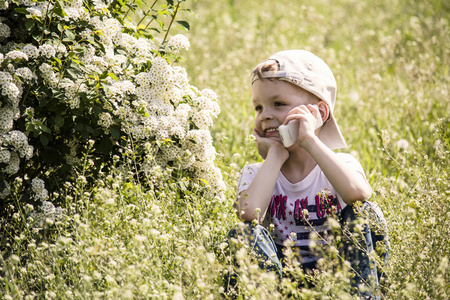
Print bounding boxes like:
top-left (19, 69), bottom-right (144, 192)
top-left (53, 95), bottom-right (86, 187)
top-left (98, 138), bottom-right (113, 155)
top-left (53, 0), bottom-right (67, 18)
top-left (66, 68), bottom-right (79, 78)
top-left (198, 178), bottom-right (210, 186)
top-left (107, 73), bottom-right (118, 82)
top-left (40, 124), bottom-right (52, 134)
top-left (54, 57), bottom-right (62, 67)
top-left (55, 116), bottom-right (64, 128)
top-left (14, 7), bottom-right (29, 15)
top-left (40, 135), bottom-right (49, 146)
top-left (25, 20), bottom-right (35, 31)
top-left (63, 29), bottom-right (76, 42)
top-left (110, 126), bottom-right (121, 140)
top-left (176, 20), bottom-right (190, 31)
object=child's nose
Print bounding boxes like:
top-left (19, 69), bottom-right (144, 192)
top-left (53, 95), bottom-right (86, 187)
top-left (261, 108), bottom-right (274, 120)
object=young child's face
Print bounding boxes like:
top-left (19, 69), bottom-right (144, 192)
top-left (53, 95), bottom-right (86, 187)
top-left (252, 79), bottom-right (315, 141)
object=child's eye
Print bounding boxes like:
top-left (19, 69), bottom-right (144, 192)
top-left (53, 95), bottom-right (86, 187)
top-left (274, 102), bottom-right (285, 107)
top-left (254, 105), bottom-right (262, 111)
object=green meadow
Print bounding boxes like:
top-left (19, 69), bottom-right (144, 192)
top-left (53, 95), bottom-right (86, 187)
top-left (2, 0), bottom-right (449, 299)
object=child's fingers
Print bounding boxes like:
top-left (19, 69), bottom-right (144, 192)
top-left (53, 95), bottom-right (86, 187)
top-left (284, 105), bottom-right (315, 124)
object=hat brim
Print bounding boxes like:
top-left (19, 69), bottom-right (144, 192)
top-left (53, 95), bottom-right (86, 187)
top-left (319, 113), bottom-right (347, 150)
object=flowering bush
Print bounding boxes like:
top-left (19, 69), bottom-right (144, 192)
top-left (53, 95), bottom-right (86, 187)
top-left (0, 0), bottom-right (224, 223)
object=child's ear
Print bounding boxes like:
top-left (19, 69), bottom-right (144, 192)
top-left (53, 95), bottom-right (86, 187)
top-left (317, 101), bottom-right (329, 123)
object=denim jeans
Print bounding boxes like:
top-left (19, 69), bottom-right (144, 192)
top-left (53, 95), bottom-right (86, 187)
top-left (228, 201), bottom-right (389, 299)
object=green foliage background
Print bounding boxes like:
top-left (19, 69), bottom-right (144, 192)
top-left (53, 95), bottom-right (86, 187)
top-left (181, 0), bottom-right (449, 298)
top-left (1, 0), bottom-right (449, 299)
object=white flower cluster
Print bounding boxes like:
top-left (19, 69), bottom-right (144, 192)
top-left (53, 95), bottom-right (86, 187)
top-left (167, 34), bottom-right (190, 51)
top-left (0, 22), bottom-right (10, 40)
top-left (22, 44), bottom-right (39, 59)
top-left (1, 130), bottom-right (33, 174)
top-left (39, 44), bottom-right (56, 58)
top-left (98, 112), bottom-right (114, 129)
top-left (0, 0), bottom-right (225, 198)
top-left (38, 62), bottom-right (59, 88)
top-left (5, 50), bottom-right (28, 61)
top-left (0, 180), bottom-right (10, 199)
top-left (109, 80), bottom-right (136, 99)
top-left (29, 201), bottom-right (63, 228)
top-left (31, 178), bottom-right (49, 201)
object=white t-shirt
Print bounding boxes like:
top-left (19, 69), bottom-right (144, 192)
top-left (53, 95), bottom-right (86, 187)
top-left (237, 153), bottom-right (370, 263)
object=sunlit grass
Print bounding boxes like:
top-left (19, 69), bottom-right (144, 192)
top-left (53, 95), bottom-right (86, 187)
top-left (1, 0), bottom-right (449, 298)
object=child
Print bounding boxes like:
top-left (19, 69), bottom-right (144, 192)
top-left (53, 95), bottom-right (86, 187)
top-left (230, 50), bottom-right (389, 298)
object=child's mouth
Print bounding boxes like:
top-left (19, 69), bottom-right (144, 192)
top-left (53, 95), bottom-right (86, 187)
top-left (265, 128), bottom-right (279, 136)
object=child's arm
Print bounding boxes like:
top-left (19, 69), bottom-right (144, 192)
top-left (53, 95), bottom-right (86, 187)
top-left (236, 129), bottom-right (288, 222)
top-left (286, 104), bottom-right (372, 205)
top-left (303, 137), bottom-right (372, 205)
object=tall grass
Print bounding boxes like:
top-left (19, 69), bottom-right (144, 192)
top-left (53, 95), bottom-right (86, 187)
top-left (182, 0), bottom-right (449, 298)
top-left (1, 0), bottom-right (449, 299)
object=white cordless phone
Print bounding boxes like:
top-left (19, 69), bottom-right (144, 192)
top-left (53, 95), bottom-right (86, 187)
top-left (278, 104), bottom-right (323, 148)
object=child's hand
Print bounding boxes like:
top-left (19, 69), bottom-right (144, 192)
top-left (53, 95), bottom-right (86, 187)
top-left (283, 104), bottom-right (320, 147)
top-left (253, 128), bottom-right (289, 161)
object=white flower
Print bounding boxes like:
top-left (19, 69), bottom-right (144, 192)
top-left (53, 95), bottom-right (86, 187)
top-left (39, 44), bottom-right (56, 58)
top-left (7, 130), bottom-right (28, 149)
top-left (31, 178), bottom-right (45, 193)
top-left (41, 201), bottom-right (55, 214)
top-left (109, 80), bottom-right (135, 97)
top-left (15, 67), bottom-right (35, 82)
top-left (0, 23), bottom-right (11, 38)
top-left (36, 189), bottom-right (49, 201)
top-left (0, 1), bottom-right (8, 10)
top-left (0, 107), bottom-right (14, 132)
top-left (2, 82), bottom-right (20, 102)
top-left (98, 112), bottom-right (114, 128)
top-left (22, 44), bottom-right (39, 58)
top-left (167, 34), bottom-right (190, 51)
top-left (192, 110), bottom-right (213, 130)
top-left (0, 71), bottom-right (12, 84)
top-left (4, 152), bottom-right (19, 174)
top-left (396, 139), bottom-right (409, 150)
top-left (0, 149), bottom-right (11, 163)
top-left (0, 180), bottom-right (10, 199)
top-left (6, 50), bottom-right (28, 61)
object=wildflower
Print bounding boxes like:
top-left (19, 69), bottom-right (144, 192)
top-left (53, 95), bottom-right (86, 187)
top-left (22, 44), bottom-right (39, 58)
top-left (396, 139), bottom-right (409, 150)
top-left (2, 82), bottom-right (20, 102)
top-left (167, 34), bottom-right (190, 50)
top-left (4, 152), bottom-right (20, 174)
top-left (302, 208), bottom-right (309, 221)
top-left (6, 50), bottom-right (28, 61)
top-left (0, 180), bottom-right (10, 199)
top-left (0, 22), bottom-right (11, 38)
top-left (381, 129), bottom-right (390, 144)
top-left (31, 178), bottom-right (45, 193)
top-left (39, 44), bottom-right (56, 58)
top-left (98, 112), bottom-right (114, 128)
top-left (16, 67), bottom-right (35, 82)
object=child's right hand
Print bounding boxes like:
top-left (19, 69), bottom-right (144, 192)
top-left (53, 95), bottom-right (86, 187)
top-left (253, 128), bottom-right (289, 162)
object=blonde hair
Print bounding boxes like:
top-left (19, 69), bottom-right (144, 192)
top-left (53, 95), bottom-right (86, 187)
top-left (252, 59), bottom-right (279, 80)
